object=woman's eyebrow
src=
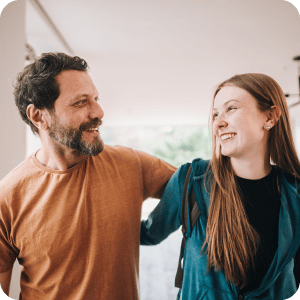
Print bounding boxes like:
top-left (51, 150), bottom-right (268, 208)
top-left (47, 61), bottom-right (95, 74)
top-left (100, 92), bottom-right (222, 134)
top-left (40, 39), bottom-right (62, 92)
top-left (212, 99), bottom-right (241, 111)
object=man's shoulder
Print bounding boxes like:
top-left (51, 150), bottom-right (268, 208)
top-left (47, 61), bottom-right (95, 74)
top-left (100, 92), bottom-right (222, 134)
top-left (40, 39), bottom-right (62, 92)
top-left (95, 145), bottom-right (137, 162)
top-left (101, 144), bottom-right (137, 155)
top-left (96, 145), bottom-right (155, 163)
top-left (0, 154), bottom-right (39, 195)
top-left (96, 145), bottom-right (176, 174)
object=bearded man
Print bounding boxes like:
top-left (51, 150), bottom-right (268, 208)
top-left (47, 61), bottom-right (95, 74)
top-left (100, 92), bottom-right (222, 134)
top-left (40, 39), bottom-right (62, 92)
top-left (0, 52), bottom-right (176, 300)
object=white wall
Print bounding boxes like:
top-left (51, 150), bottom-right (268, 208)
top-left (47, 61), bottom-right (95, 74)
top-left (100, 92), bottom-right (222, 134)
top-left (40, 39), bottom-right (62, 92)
top-left (0, 0), bottom-right (26, 180)
top-left (0, 0), bottom-right (26, 298)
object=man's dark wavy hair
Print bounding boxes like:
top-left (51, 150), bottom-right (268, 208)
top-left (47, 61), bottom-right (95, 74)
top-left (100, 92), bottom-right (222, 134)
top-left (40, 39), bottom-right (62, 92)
top-left (14, 52), bottom-right (89, 135)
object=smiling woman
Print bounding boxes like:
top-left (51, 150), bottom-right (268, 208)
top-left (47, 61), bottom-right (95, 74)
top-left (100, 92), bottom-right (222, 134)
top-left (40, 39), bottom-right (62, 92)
top-left (141, 73), bottom-right (300, 300)
top-left (212, 85), bottom-right (281, 174)
top-left (206, 73), bottom-right (298, 292)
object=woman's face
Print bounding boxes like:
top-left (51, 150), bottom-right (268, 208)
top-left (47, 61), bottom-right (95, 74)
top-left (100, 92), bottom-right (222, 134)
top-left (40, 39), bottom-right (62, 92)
top-left (212, 85), bottom-right (269, 160)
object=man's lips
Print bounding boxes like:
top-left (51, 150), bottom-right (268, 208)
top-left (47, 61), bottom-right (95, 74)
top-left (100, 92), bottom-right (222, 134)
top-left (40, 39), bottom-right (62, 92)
top-left (81, 120), bottom-right (102, 132)
top-left (84, 128), bottom-right (99, 132)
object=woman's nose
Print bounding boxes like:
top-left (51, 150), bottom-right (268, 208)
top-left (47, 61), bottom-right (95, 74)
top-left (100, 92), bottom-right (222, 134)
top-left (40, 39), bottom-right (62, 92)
top-left (213, 115), bottom-right (227, 134)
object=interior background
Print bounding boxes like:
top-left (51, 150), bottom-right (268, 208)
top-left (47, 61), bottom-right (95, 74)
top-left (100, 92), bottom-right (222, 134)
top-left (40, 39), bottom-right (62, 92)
top-left (0, 0), bottom-right (300, 299)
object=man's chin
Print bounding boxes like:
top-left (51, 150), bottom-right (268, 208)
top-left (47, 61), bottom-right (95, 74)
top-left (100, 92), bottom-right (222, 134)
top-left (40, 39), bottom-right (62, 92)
top-left (79, 140), bottom-right (104, 156)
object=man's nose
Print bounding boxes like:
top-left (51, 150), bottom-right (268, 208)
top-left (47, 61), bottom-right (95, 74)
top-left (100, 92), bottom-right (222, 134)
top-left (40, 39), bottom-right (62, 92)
top-left (89, 101), bottom-right (104, 120)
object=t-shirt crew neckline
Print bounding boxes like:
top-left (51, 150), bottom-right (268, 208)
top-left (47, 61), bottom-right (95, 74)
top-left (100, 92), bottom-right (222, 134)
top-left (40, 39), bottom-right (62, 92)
top-left (235, 166), bottom-right (277, 186)
top-left (32, 149), bottom-right (88, 174)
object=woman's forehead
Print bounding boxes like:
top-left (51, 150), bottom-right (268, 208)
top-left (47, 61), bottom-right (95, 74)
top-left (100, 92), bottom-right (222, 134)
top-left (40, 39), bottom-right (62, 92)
top-left (213, 85), bottom-right (254, 108)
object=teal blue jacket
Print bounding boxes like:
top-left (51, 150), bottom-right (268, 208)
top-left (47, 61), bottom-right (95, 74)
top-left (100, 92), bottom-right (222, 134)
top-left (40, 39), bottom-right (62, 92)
top-left (141, 159), bottom-right (300, 300)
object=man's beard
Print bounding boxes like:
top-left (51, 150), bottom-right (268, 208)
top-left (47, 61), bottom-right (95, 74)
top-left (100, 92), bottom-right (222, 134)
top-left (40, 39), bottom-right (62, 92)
top-left (48, 113), bottom-right (104, 156)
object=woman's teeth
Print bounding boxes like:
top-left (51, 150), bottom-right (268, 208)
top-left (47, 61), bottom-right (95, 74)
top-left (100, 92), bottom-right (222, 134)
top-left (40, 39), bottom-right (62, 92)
top-left (221, 133), bottom-right (236, 141)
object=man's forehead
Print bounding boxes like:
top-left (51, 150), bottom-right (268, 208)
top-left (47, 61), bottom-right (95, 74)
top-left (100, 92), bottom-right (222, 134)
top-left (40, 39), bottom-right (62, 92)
top-left (55, 69), bottom-right (90, 85)
top-left (55, 70), bottom-right (97, 96)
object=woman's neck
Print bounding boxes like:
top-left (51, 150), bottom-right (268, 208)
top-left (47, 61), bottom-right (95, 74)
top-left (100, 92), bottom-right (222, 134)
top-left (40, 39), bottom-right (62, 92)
top-left (230, 156), bottom-right (272, 180)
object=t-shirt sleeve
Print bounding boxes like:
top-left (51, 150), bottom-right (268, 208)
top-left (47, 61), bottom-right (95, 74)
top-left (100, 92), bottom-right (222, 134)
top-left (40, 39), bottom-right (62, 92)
top-left (135, 150), bottom-right (177, 200)
top-left (0, 202), bottom-right (17, 273)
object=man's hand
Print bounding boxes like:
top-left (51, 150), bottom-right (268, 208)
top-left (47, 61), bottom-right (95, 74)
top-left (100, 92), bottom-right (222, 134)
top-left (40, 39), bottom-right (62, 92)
top-left (0, 269), bottom-right (12, 296)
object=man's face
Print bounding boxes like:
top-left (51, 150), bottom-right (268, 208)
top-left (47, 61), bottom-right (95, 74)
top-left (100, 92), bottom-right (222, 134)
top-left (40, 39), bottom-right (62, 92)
top-left (48, 70), bottom-right (105, 156)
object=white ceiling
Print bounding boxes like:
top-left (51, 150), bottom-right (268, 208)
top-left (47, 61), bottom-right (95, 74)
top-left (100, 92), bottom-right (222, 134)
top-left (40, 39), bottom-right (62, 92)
top-left (26, 0), bottom-right (300, 126)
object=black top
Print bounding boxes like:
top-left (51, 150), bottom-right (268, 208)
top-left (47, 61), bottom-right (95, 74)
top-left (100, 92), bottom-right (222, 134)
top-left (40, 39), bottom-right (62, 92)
top-left (237, 166), bottom-right (299, 295)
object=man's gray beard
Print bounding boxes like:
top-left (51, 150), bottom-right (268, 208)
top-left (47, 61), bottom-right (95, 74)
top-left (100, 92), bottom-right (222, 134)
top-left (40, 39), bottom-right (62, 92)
top-left (48, 114), bottom-right (104, 156)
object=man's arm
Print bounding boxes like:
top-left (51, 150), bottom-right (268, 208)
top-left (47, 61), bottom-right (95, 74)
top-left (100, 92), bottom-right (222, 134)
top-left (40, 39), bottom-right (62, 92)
top-left (141, 168), bottom-right (183, 245)
top-left (135, 150), bottom-right (177, 199)
top-left (0, 269), bottom-right (12, 296)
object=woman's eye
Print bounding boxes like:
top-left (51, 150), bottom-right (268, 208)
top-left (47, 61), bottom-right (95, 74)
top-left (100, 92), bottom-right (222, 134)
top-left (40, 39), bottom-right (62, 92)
top-left (213, 113), bottom-right (219, 120)
top-left (227, 106), bottom-right (237, 112)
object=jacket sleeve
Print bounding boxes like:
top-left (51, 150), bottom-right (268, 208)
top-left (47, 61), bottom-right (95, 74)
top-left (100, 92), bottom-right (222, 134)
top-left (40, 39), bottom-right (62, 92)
top-left (140, 167), bottom-right (184, 245)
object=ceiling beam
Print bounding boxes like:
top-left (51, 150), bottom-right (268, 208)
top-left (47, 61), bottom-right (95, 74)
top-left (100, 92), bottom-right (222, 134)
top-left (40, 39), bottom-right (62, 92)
top-left (28, 0), bottom-right (74, 54)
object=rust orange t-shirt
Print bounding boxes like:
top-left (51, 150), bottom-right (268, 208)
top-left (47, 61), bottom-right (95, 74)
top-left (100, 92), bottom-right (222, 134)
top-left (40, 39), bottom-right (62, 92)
top-left (0, 145), bottom-right (176, 300)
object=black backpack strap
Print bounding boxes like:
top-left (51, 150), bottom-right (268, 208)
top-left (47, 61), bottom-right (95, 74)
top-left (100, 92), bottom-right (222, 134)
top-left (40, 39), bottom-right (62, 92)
top-left (181, 166), bottom-right (193, 235)
top-left (175, 165), bottom-right (201, 288)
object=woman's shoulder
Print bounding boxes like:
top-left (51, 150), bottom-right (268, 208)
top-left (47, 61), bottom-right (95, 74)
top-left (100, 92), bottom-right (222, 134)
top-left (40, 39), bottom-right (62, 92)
top-left (176, 158), bottom-right (211, 186)
top-left (280, 168), bottom-right (300, 193)
top-left (190, 158), bottom-right (211, 176)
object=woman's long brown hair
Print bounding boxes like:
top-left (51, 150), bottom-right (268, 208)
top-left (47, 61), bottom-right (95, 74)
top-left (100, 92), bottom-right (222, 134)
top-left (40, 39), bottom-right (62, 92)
top-left (203, 73), bottom-right (300, 288)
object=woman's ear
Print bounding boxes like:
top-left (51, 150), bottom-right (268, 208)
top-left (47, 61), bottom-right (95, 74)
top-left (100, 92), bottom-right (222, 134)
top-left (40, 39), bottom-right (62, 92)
top-left (26, 104), bottom-right (50, 131)
top-left (265, 105), bottom-right (281, 129)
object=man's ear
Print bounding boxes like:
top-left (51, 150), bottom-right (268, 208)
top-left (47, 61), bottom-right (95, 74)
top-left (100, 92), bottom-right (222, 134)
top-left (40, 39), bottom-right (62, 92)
top-left (26, 104), bottom-right (50, 131)
top-left (265, 105), bottom-right (281, 129)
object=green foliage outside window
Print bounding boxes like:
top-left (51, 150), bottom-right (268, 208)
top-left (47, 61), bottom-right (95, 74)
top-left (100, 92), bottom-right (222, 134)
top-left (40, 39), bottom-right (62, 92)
top-left (152, 126), bottom-right (212, 167)
top-left (102, 125), bottom-right (212, 168)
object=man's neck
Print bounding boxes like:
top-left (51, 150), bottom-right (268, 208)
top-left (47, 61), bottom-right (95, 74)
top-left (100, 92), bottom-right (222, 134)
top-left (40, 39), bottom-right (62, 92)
top-left (36, 140), bottom-right (85, 171)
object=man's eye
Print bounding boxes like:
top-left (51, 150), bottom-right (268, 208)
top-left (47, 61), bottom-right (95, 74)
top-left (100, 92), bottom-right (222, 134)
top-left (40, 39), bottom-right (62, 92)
top-left (75, 100), bottom-right (87, 106)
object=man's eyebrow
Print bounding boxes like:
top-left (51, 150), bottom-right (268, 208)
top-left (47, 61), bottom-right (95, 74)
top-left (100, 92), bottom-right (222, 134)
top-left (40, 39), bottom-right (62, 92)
top-left (212, 99), bottom-right (240, 111)
top-left (71, 94), bottom-right (99, 101)
top-left (71, 94), bottom-right (88, 101)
